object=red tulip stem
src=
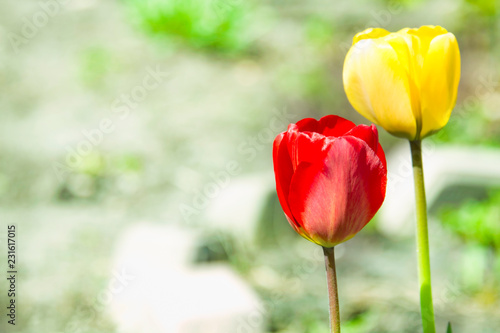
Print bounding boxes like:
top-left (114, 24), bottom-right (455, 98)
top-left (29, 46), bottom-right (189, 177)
top-left (323, 246), bottom-right (341, 333)
top-left (410, 140), bottom-right (436, 333)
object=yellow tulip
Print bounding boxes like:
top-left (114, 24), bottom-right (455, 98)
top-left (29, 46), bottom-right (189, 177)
top-left (343, 26), bottom-right (460, 140)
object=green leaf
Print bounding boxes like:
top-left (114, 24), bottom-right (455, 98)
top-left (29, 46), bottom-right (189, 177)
top-left (447, 322), bottom-right (453, 333)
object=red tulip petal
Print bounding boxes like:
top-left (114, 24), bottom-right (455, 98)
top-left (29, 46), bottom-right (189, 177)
top-left (289, 132), bottom-right (329, 171)
top-left (287, 137), bottom-right (386, 247)
top-left (294, 115), bottom-right (355, 138)
top-left (375, 142), bottom-right (387, 173)
top-left (318, 115), bottom-right (356, 137)
top-left (346, 124), bottom-right (387, 172)
top-left (295, 118), bottom-right (320, 132)
top-left (345, 124), bottom-right (379, 151)
top-left (284, 215), bottom-right (316, 243)
top-left (273, 132), bottom-right (295, 222)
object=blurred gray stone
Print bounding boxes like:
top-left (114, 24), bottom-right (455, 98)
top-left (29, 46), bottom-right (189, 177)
top-left (379, 143), bottom-right (500, 236)
top-left (109, 223), bottom-right (264, 333)
top-left (205, 173), bottom-right (273, 243)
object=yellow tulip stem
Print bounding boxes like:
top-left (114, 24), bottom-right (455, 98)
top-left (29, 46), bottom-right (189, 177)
top-left (323, 246), bottom-right (341, 333)
top-left (409, 140), bottom-right (436, 333)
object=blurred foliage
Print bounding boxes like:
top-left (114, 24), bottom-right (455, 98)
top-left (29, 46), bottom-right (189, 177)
top-left (79, 47), bottom-right (115, 89)
top-left (464, 0), bottom-right (498, 18)
top-left (58, 152), bottom-right (145, 201)
top-left (457, 0), bottom-right (500, 51)
top-left (305, 17), bottom-right (335, 47)
top-left (121, 0), bottom-right (253, 55)
top-left (440, 189), bottom-right (500, 248)
top-left (255, 193), bottom-right (298, 248)
top-left (433, 105), bottom-right (500, 148)
top-left (195, 231), bottom-right (236, 263)
top-left (439, 188), bottom-right (500, 292)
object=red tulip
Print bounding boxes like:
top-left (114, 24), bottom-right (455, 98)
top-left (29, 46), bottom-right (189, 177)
top-left (273, 115), bottom-right (387, 247)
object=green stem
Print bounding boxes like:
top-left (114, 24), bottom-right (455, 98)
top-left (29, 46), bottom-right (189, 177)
top-left (323, 246), bottom-right (341, 333)
top-left (409, 140), bottom-right (436, 333)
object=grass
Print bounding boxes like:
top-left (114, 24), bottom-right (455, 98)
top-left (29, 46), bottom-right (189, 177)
top-left (122, 0), bottom-right (253, 55)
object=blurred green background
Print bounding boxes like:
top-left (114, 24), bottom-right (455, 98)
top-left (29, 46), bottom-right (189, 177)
top-left (0, 0), bottom-right (499, 332)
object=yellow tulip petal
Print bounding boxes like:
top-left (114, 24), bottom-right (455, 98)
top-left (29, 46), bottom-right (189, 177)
top-left (383, 34), bottom-right (423, 128)
top-left (404, 25), bottom-right (448, 39)
top-left (404, 26), bottom-right (449, 65)
top-left (353, 28), bottom-right (390, 44)
top-left (343, 26), bottom-right (460, 140)
top-left (419, 33), bottom-right (460, 138)
top-left (343, 37), bottom-right (417, 139)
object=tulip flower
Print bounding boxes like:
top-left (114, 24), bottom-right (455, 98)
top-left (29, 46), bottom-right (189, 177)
top-left (343, 25), bottom-right (460, 140)
top-left (273, 115), bottom-right (387, 332)
top-left (272, 115), bottom-right (387, 248)
top-left (343, 25), bottom-right (461, 333)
